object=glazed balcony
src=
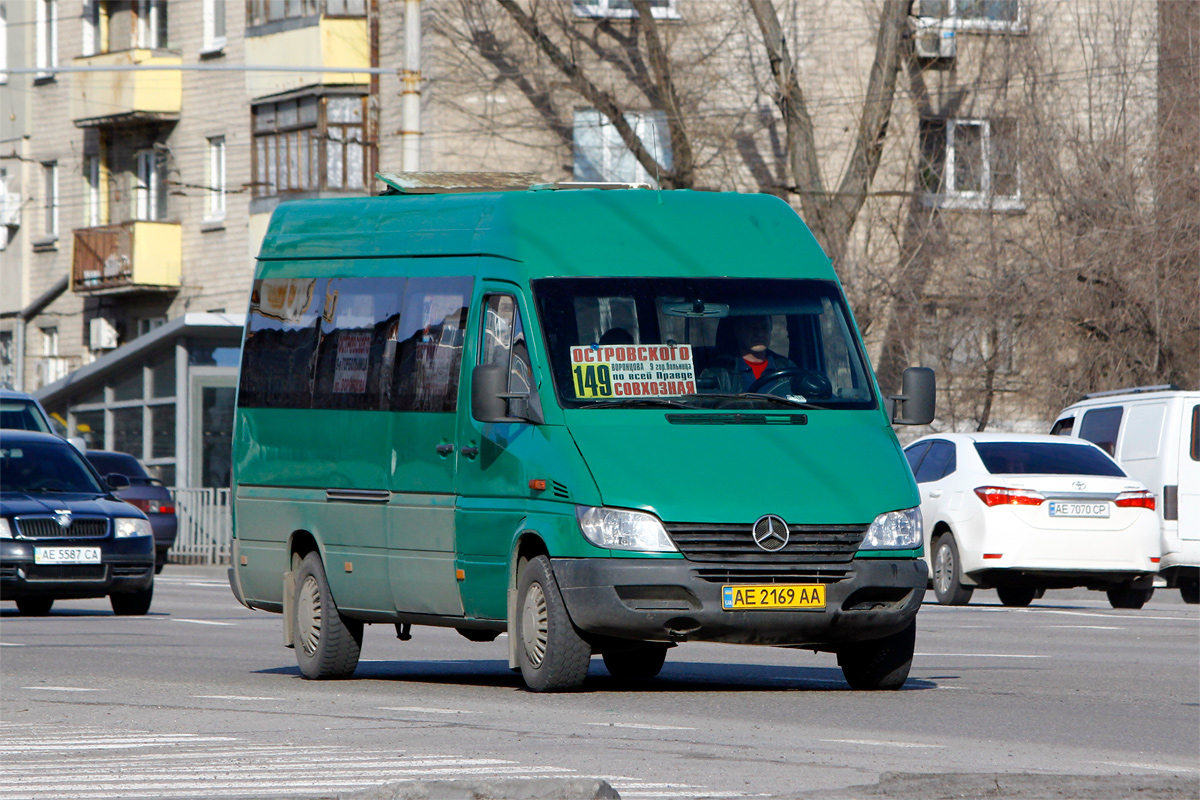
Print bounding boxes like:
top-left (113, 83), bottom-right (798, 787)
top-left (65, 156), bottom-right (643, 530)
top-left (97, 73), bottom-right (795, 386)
top-left (71, 50), bottom-right (182, 127)
top-left (72, 221), bottom-right (182, 295)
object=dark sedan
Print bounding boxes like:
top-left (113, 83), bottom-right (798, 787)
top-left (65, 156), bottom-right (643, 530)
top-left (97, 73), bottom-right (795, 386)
top-left (85, 451), bottom-right (178, 573)
top-left (1, 431), bottom-right (155, 615)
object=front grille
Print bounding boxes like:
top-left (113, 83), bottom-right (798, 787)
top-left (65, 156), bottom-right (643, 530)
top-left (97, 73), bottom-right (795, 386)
top-left (0, 566), bottom-right (18, 580)
top-left (24, 565), bottom-right (107, 582)
top-left (111, 565), bottom-right (152, 578)
top-left (665, 522), bottom-right (867, 565)
top-left (693, 565), bottom-right (852, 584)
top-left (15, 517), bottom-right (109, 540)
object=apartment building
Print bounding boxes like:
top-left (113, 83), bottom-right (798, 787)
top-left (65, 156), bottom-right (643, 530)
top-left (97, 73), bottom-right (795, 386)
top-left (0, 1), bottom-right (1192, 488)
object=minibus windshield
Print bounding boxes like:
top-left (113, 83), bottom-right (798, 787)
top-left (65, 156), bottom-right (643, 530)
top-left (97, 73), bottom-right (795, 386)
top-left (533, 278), bottom-right (877, 411)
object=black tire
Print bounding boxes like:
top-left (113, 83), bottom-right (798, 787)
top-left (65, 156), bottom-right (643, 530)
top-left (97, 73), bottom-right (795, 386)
top-left (837, 620), bottom-right (916, 691)
top-left (1179, 579), bottom-right (1199, 605)
top-left (515, 555), bottom-right (591, 692)
top-left (996, 586), bottom-right (1038, 607)
top-left (16, 598), bottom-right (53, 616)
top-left (602, 643), bottom-right (668, 682)
top-left (293, 552), bottom-right (362, 679)
top-left (110, 584), bottom-right (153, 616)
top-left (1106, 584), bottom-right (1153, 610)
top-left (931, 533), bottom-right (974, 606)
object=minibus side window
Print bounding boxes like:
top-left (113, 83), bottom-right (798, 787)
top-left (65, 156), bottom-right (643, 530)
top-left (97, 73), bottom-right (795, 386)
top-left (390, 276), bottom-right (472, 413)
top-left (311, 277), bottom-right (405, 411)
top-left (1078, 406), bottom-right (1123, 456)
top-left (240, 278), bottom-right (325, 409)
top-left (481, 294), bottom-right (540, 415)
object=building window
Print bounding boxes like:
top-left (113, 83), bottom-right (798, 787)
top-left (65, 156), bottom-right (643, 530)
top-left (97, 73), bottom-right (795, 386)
top-left (82, 0), bottom-right (101, 56)
top-left (252, 93), bottom-right (370, 198)
top-left (919, 117), bottom-right (1020, 211)
top-left (86, 156), bottom-right (102, 227)
top-left (246, 0), bottom-right (319, 27)
top-left (135, 150), bottom-right (168, 221)
top-left (325, 0), bottom-right (366, 16)
top-left (136, 0), bottom-right (168, 49)
top-left (203, 0), bottom-right (227, 53)
top-left (207, 136), bottom-right (226, 220)
top-left (572, 0), bottom-right (679, 20)
top-left (573, 109), bottom-right (672, 187)
top-left (42, 161), bottom-right (58, 238)
top-left (916, 0), bottom-right (1021, 32)
top-left (1, 5), bottom-right (8, 85)
top-left (36, 0), bottom-right (57, 79)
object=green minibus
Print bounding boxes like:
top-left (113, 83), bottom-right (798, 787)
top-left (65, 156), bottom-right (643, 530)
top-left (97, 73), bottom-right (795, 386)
top-left (228, 175), bottom-right (935, 692)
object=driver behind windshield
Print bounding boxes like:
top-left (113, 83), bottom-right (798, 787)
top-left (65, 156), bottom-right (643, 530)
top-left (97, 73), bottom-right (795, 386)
top-left (700, 315), bottom-right (797, 393)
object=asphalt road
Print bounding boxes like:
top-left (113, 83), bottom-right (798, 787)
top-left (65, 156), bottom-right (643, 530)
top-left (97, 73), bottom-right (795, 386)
top-left (1, 567), bottom-right (1197, 800)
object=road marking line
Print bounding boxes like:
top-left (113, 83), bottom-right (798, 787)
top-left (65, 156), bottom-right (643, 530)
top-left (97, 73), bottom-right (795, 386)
top-left (191, 695), bottom-right (283, 701)
top-left (0, 643), bottom-right (25, 647)
top-left (171, 618), bottom-right (235, 626)
top-left (821, 738), bottom-right (945, 749)
top-left (19, 686), bottom-right (99, 692)
top-left (1083, 760), bottom-right (1198, 774)
top-left (1016, 609), bottom-right (1186, 622)
top-left (587, 722), bottom-right (696, 731)
top-left (377, 706), bottom-right (477, 714)
top-left (1045, 625), bottom-right (1124, 630)
top-left (914, 653), bottom-right (1048, 658)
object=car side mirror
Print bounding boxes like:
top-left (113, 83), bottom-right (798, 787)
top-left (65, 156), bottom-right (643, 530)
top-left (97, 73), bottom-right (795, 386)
top-left (471, 364), bottom-right (543, 424)
top-left (889, 367), bottom-right (936, 425)
top-left (106, 473), bottom-right (131, 490)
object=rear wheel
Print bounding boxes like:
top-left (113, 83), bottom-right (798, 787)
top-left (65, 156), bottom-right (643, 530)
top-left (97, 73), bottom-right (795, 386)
top-left (16, 598), bottom-right (53, 616)
top-left (515, 555), bottom-right (591, 692)
top-left (837, 620), bottom-right (916, 691)
top-left (932, 533), bottom-right (974, 606)
top-left (1179, 578), bottom-right (1198, 605)
top-left (294, 552), bottom-right (362, 679)
top-left (111, 584), bottom-right (154, 615)
top-left (602, 643), bottom-right (669, 682)
top-left (1107, 584), bottom-right (1153, 609)
top-left (996, 586), bottom-right (1038, 607)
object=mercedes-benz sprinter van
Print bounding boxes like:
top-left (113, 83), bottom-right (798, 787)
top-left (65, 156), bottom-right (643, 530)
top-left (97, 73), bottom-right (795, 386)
top-left (228, 175), bottom-right (936, 691)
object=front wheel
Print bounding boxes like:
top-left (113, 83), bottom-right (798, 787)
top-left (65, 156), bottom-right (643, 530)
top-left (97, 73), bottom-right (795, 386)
top-left (996, 586), bottom-right (1038, 607)
top-left (602, 643), bottom-right (669, 682)
top-left (515, 555), bottom-right (591, 692)
top-left (836, 620), bottom-right (916, 691)
top-left (111, 584), bottom-right (153, 616)
top-left (1107, 584), bottom-right (1153, 610)
top-left (16, 598), bottom-right (53, 616)
top-left (294, 552), bottom-right (362, 679)
top-left (932, 533), bottom-right (974, 606)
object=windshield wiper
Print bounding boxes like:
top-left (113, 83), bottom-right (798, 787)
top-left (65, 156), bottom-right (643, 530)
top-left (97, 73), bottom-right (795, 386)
top-left (582, 398), bottom-right (697, 409)
top-left (699, 392), bottom-right (824, 410)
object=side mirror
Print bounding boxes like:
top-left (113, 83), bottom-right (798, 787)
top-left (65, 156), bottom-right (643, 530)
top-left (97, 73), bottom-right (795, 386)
top-left (471, 364), bottom-right (543, 424)
top-left (889, 367), bottom-right (936, 425)
top-left (106, 473), bottom-right (131, 490)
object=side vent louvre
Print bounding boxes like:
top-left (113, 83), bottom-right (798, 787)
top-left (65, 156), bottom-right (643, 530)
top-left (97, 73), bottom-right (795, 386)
top-left (551, 481), bottom-right (570, 499)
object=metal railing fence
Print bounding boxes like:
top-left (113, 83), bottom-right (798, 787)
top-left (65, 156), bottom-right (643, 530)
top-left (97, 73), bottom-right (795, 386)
top-left (168, 488), bottom-right (232, 566)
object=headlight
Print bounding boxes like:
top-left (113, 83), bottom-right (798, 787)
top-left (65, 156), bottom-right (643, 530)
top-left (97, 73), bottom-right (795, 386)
top-left (114, 518), bottom-right (153, 538)
top-left (0, 518), bottom-right (11, 539)
top-left (576, 506), bottom-right (678, 553)
top-left (860, 506), bottom-right (922, 550)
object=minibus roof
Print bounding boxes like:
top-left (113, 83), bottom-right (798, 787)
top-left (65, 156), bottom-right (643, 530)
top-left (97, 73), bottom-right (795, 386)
top-left (256, 184), bottom-right (833, 281)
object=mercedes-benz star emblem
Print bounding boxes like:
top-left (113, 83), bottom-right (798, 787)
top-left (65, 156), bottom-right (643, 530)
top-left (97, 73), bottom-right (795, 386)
top-left (752, 514), bottom-right (790, 552)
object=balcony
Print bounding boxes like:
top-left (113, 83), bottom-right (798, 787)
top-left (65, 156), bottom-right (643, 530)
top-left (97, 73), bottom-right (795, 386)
top-left (72, 221), bottom-right (182, 295)
top-left (71, 50), bottom-right (182, 128)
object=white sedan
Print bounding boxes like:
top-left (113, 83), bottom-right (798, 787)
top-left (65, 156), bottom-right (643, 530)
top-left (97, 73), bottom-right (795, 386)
top-left (904, 433), bottom-right (1160, 609)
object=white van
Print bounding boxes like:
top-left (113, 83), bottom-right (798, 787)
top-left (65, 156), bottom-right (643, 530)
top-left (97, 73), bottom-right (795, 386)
top-left (1051, 386), bottom-right (1199, 603)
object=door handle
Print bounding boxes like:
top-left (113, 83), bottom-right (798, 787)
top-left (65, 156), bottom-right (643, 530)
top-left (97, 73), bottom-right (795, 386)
top-left (929, 489), bottom-right (943, 498)
top-left (435, 444), bottom-right (454, 455)
top-left (460, 446), bottom-right (480, 458)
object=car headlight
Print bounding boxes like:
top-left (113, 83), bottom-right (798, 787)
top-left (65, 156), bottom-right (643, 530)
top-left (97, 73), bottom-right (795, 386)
top-left (114, 518), bottom-right (153, 538)
top-left (0, 518), bottom-right (10, 539)
top-left (860, 506), bottom-right (923, 550)
top-left (576, 506), bottom-right (678, 553)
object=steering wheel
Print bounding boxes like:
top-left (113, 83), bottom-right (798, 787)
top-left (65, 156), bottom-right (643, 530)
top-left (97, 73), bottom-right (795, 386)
top-left (747, 367), bottom-right (833, 399)
top-left (29, 479), bottom-right (67, 493)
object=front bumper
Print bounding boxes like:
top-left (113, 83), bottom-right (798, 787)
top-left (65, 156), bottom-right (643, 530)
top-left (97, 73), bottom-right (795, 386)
top-left (552, 557), bottom-right (927, 648)
top-left (1, 538), bottom-right (154, 599)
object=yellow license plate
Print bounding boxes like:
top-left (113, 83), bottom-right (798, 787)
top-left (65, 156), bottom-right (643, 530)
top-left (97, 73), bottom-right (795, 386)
top-left (721, 584), bottom-right (826, 610)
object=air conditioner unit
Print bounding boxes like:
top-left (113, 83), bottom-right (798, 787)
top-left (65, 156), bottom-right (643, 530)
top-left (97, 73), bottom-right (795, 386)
top-left (915, 28), bottom-right (957, 59)
top-left (0, 193), bottom-right (20, 227)
top-left (90, 317), bottom-right (119, 350)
